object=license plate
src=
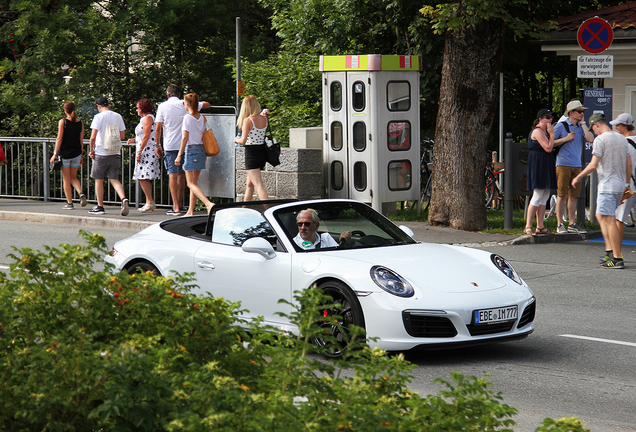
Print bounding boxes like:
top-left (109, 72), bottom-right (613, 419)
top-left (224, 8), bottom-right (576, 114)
top-left (474, 306), bottom-right (518, 325)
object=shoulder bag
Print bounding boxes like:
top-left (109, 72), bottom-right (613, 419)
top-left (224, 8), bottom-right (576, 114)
top-left (202, 117), bottom-right (220, 157)
top-left (264, 122), bottom-right (280, 167)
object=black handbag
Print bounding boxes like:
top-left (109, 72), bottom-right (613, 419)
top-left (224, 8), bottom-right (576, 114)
top-left (264, 122), bottom-right (280, 167)
top-left (51, 156), bottom-right (62, 171)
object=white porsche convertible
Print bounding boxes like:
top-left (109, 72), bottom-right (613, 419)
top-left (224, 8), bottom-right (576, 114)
top-left (106, 199), bottom-right (535, 356)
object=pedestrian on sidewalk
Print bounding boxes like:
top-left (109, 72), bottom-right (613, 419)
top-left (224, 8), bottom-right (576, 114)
top-left (234, 95), bottom-right (270, 201)
top-left (599, 113), bottom-right (636, 263)
top-left (128, 99), bottom-right (160, 212)
top-left (88, 96), bottom-right (129, 216)
top-left (174, 93), bottom-right (214, 217)
top-left (572, 113), bottom-right (632, 269)
top-left (553, 100), bottom-right (594, 234)
top-left (524, 109), bottom-right (556, 236)
top-left (155, 84), bottom-right (210, 216)
top-left (50, 101), bottom-right (87, 210)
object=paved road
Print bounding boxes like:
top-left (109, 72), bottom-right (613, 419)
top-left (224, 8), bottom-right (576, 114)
top-left (2, 206), bottom-right (636, 431)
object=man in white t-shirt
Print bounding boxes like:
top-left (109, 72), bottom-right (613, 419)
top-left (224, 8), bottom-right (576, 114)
top-left (88, 97), bottom-right (128, 216)
top-left (572, 113), bottom-right (631, 269)
top-left (293, 208), bottom-right (351, 250)
top-left (155, 84), bottom-right (210, 216)
top-left (600, 113), bottom-right (636, 264)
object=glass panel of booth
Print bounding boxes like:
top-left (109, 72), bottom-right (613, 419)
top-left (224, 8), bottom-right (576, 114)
top-left (352, 122), bottom-right (366, 151)
top-left (387, 81), bottom-right (411, 111)
top-left (353, 162), bottom-right (367, 191)
top-left (331, 161), bottom-right (344, 190)
top-left (387, 121), bottom-right (411, 151)
top-left (388, 160), bottom-right (412, 191)
top-left (331, 121), bottom-right (343, 151)
top-left (330, 81), bottom-right (342, 111)
top-left (352, 81), bottom-right (365, 111)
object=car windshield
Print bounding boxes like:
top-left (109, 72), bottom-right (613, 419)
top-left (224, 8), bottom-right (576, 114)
top-left (273, 201), bottom-right (416, 252)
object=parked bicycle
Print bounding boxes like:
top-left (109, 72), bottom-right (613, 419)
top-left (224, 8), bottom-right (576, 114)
top-left (485, 157), bottom-right (503, 210)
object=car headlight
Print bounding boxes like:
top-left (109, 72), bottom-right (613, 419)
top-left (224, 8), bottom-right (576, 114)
top-left (491, 254), bottom-right (522, 285)
top-left (370, 266), bottom-right (414, 297)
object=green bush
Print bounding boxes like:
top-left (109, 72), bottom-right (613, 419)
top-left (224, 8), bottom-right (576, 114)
top-left (0, 231), bottom-right (587, 431)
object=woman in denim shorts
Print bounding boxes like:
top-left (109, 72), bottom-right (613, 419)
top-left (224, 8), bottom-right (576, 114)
top-left (50, 101), bottom-right (87, 210)
top-left (175, 93), bottom-right (213, 217)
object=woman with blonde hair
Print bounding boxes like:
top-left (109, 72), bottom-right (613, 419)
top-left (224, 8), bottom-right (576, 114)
top-left (234, 95), bottom-right (270, 201)
top-left (175, 93), bottom-right (214, 216)
top-left (50, 101), bottom-right (87, 209)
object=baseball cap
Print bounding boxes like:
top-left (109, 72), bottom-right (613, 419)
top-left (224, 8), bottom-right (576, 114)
top-left (564, 100), bottom-right (586, 115)
top-left (609, 113), bottom-right (634, 126)
top-left (95, 96), bottom-right (109, 106)
top-left (588, 113), bottom-right (606, 129)
top-left (536, 108), bottom-right (553, 119)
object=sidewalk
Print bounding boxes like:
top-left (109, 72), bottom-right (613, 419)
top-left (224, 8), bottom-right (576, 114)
top-left (0, 198), bottom-right (600, 246)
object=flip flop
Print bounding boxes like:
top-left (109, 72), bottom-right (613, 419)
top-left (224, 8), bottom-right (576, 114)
top-left (535, 227), bottom-right (553, 235)
top-left (524, 227), bottom-right (536, 236)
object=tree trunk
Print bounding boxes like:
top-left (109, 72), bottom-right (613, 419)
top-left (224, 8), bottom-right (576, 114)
top-left (429, 19), bottom-right (505, 231)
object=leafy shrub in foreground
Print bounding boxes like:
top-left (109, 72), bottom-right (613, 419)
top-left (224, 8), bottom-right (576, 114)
top-left (0, 231), bottom-right (588, 431)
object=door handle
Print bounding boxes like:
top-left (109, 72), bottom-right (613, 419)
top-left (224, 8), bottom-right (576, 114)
top-left (197, 261), bottom-right (215, 270)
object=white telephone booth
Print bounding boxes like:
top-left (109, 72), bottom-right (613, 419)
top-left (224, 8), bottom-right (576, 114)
top-left (320, 54), bottom-right (421, 212)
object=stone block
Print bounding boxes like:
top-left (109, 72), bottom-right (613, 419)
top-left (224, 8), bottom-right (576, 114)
top-left (289, 127), bottom-right (323, 149)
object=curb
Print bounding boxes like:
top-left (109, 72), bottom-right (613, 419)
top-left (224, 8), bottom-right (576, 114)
top-left (455, 230), bottom-right (602, 248)
top-left (0, 211), bottom-right (155, 230)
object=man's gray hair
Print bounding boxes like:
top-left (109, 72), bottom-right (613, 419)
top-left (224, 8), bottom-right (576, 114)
top-left (297, 208), bottom-right (320, 225)
top-left (166, 84), bottom-right (180, 97)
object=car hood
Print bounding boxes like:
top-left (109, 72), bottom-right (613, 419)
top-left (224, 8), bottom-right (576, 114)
top-left (303, 243), bottom-right (513, 294)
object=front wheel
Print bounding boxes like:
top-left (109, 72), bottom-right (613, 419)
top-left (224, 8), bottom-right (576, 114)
top-left (126, 260), bottom-right (160, 276)
top-left (310, 280), bottom-right (365, 358)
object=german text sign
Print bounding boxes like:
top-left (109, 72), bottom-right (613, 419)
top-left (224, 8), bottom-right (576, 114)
top-left (577, 55), bottom-right (613, 78)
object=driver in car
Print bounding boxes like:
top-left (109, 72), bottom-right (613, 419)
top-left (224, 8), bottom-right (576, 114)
top-left (293, 208), bottom-right (352, 250)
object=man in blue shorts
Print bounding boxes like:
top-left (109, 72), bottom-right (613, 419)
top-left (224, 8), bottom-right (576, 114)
top-left (155, 85), bottom-right (210, 215)
top-left (572, 113), bottom-right (632, 268)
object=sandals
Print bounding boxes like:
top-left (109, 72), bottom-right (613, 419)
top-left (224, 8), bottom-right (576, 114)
top-left (138, 203), bottom-right (157, 212)
top-left (535, 227), bottom-right (554, 235)
top-left (524, 227), bottom-right (536, 236)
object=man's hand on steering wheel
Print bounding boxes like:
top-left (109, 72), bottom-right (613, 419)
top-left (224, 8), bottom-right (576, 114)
top-left (338, 230), bottom-right (352, 246)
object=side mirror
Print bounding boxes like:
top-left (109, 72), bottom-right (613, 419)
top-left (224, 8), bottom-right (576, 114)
top-left (398, 225), bottom-right (415, 238)
top-left (242, 237), bottom-right (276, 260)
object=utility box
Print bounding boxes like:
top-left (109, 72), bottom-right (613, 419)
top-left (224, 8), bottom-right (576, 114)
top-left (319, 54), bottom-right (421, 212)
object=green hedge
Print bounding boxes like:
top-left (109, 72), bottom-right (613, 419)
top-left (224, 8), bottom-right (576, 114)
top-left (0, 232), bottom-right (588, 431)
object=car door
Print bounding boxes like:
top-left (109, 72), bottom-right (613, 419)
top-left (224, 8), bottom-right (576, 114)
top-left (193, 207), bottom-right (293, 326)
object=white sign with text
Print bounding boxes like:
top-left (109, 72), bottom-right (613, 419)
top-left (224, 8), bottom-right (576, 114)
top-left (577, 55), bottom-right (613, 78)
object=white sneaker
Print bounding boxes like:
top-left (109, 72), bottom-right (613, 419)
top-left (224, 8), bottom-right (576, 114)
top-left (556, 224), bottom-right (567, 234)
top-left (121, 198), bottom-right (129, 216)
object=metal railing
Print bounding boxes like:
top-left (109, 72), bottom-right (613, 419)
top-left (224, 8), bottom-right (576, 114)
top-left (0, 137), bottom-right (174, 209)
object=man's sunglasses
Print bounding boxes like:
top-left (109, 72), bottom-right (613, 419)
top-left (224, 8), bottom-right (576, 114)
top-left (297, 222), bottom-right (312, 227)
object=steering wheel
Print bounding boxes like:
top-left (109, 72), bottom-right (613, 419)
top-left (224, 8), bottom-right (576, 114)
top-left (350, 230), bottom-right (366, 237)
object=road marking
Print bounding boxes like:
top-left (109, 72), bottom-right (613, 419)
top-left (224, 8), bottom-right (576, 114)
top-left (561, 334), bottom-right (636, 347)
top-left (587, 238), bottom-right (636, 246)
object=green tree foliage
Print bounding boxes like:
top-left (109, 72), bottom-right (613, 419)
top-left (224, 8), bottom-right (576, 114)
top-left (0, 232), bottom-right (587, 430)
top-left (239, 0), bottom-right (445, 143)
top-left (0, 0), bottom-right (278, 137)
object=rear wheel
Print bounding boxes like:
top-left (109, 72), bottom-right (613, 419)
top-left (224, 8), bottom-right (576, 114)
top-left (126, 260), bottom-right (160, 276)
top-left (310, 280), bottom-right (365, 358)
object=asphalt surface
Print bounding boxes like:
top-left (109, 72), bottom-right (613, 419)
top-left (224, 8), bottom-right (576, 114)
top-left (0, 197), bottom-right (613, 246)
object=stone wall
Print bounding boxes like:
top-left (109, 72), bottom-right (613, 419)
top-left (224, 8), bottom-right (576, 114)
top-left (235, 126), bottom-right (325, 201)
top-left (235, 148), bottom-right (323, 201)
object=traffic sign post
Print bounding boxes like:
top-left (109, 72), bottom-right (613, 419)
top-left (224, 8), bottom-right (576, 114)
top-left (577, 17), bottom-right (613, 54)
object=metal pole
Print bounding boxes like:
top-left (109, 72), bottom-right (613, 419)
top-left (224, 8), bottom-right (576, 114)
top-left (504, 133), bottom-right (514, 229)
top-left (499, 72), bottom-right (504, 193)
top-left (43, 141), bottom-right (49, 202)
top-left (236, 17), bottom-right (241, 114)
